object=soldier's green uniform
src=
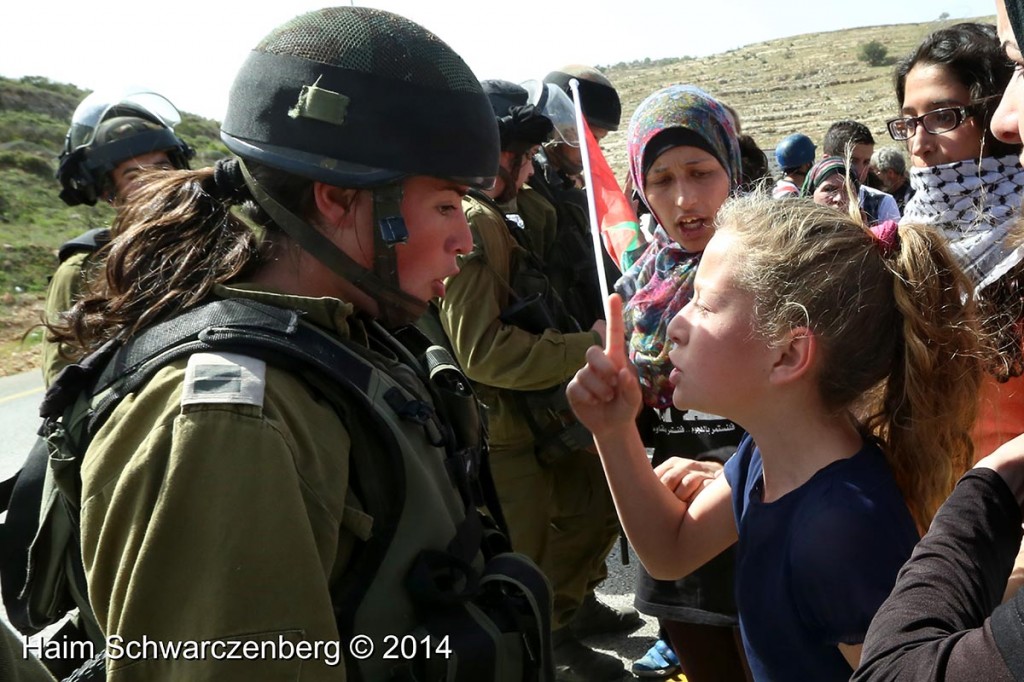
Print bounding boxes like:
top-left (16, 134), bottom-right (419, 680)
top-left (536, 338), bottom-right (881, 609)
top-left (81, 285), bottom-right (521, 681)
top-left (0, 621), bottom-right (55, 682)
top-left (516, 185), bottom-right (558, 264)
top-left (438, 194), bottom-right (618, 630)
top-left (42, 251), bottom-right (95, 387)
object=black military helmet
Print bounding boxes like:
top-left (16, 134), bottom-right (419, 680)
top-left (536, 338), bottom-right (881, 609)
top-left (56, 89), bottom-right (194, 206)
top-left (480, 80), bottom-right (553, 152)
top-left (220, 7), bottom-right (499, 329)
top-left (544, 65), bottom-right (621, 132)
top-left (221, 7), bottom-right (499, 189)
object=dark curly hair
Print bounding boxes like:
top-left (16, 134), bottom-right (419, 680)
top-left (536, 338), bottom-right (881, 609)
top-left (894, 22), bottom-right (1022, 159)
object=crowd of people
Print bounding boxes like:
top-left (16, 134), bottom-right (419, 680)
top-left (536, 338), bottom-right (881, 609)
top-left (4, 2), bottom-right (1024, 681)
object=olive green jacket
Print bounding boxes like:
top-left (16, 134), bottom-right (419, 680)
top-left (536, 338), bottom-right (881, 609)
top-left (42, 252), bottom-right (93, 387)
top-left (438, 195), bottom-right (599, 450)
top-left (80, 285), bottom-right (373, 681)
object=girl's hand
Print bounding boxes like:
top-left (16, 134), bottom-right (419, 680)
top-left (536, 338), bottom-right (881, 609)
top-left (654, 458), bottom-right (723, 504)
top-left (567, 294), bottom-right (641, 438)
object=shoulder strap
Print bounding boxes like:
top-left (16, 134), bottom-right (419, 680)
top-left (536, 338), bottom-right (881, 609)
top-left (57, 229), bottom-right (111, 264)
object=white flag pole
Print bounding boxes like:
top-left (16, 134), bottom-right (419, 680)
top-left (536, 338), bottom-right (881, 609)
top-left (568, 78), bottom-right (613, 323)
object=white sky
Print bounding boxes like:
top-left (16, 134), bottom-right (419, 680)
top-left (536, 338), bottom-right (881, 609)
top-left (3, 0), bottom-right (998, 122)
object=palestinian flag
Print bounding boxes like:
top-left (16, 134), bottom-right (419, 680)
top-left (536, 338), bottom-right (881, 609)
top-left (581, 119), bottom-right (642, 271)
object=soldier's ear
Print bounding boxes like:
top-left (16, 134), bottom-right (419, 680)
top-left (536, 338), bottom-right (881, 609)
top-left (313, 183), bottom-right (362, 228)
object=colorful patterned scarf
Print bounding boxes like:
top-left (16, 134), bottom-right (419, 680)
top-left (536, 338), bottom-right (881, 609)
top-left (617, 85), bottom-right (740, 409)
top-left (901, 154), bottom-right (1024, 292)
top-left (800, 156), bottom-right (854, 196)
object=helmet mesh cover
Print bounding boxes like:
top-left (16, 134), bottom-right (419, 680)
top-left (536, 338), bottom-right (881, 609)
top-left (256, 7), bottom-right (478, 93)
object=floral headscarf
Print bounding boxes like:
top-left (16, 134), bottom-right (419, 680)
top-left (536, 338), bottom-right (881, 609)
top-left (616, 85), bottom-right (740, 409)
top-left (627, 85), bottom-right (741, 217)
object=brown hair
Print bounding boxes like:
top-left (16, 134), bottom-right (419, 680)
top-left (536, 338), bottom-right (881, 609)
top-left (717, 195), bottom-right (983, 530)
top-left (47, 158), bottom-right (315, 359)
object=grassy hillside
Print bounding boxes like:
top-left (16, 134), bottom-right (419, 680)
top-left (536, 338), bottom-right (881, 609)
top-left (597, 15), bottom-right (995, 181)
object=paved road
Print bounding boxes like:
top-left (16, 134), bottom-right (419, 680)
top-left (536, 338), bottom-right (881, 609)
top-left (0, 370), bottom-right (45, 482)
top-left (0, 370), bottom-right (658, 678)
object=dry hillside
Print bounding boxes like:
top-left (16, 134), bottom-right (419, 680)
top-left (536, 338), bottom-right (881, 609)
top-left (598, 15), bottom-right (995, 180)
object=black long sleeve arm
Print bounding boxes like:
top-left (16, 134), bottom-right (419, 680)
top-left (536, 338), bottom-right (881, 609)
top-left (853, 469), bottom-right (1024, 682)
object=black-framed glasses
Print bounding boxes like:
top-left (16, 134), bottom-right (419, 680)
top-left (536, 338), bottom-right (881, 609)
top-left (886, 106), bottom-right (973, 141)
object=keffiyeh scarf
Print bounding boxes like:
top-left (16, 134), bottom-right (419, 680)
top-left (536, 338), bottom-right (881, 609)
top-left (901, 155), bottom-right (1024, 292)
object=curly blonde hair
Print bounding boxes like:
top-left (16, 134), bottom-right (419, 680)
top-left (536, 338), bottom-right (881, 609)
top-left (716, 195), bottom-right (983, 530)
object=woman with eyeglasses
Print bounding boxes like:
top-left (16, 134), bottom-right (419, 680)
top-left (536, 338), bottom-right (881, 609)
top-left (889, 22), bottom-right (1024, 463)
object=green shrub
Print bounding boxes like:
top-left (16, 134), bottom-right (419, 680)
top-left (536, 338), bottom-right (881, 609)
top-left (858, 40), bottom-right (889, 67)
top-left (0, 150), bottom-right (53, 178)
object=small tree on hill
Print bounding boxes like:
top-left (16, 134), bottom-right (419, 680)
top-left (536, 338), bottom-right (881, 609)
top-left (859, 40), bottom-right (889, 67)
top-left (939, 12), bottom-right (950, 20)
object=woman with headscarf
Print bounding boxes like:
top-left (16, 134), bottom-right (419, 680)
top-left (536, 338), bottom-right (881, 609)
top-left (800, 157), bottom-right (860, 215)
top-left (617, 85), bottom-right (750, 682)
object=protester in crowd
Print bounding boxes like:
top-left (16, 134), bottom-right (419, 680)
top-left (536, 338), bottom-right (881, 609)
top-left (45, 8), bottom-right (553, 680)
top-left (823, 120), bottom-right (901, 223)
top-left (737, 134), bottom-right (771, 195)
top-left (615, 84), bottom-right (750, 682)
top-left (771, 133), bottom-right (815, 198)
top-left (569, 195), bottom-right (984, 680)
top-left (891, 21), bottom-right (1024, 460)
top-left (870, 147), bottom-right (915, 212)
top-left (850, 11), bottom-right (1024, 679)
top-left (44, 89), bottom-right (194, 385)
top-left (800, 156), bottom-right (862, 219)
top-left (437, 80), bottom-right (623, 682)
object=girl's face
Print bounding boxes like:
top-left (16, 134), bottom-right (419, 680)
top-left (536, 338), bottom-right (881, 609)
top-left (666, 230), bottom-right (772, 419)
top-left (812, 173), bottom-right (852, 212)
top-left (901, 62), bottom-right (985, 167)
top-left (993, 0), bottom-right (1024, 152)
top-left (394, 175), bottom-right (473, 301)
top-left (643, 145), bottom-right (731, 253)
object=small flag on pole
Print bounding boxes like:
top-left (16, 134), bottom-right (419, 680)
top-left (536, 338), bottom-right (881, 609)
top-left (574, 102), bottom-right (643, 272)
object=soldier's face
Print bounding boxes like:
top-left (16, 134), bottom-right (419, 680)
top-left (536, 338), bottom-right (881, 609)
top-left (394, 175), bottom-right (472, 301)
top-left (108, 151), bottom-right (173, 201)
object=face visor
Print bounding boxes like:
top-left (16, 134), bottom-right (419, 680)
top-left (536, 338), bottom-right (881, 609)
top-left (521, 80), bottom-right (579, 148)
top-left (65, 88), bottom-right (183, 153)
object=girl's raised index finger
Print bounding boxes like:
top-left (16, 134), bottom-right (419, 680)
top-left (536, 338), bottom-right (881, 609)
top-left (605, 293), bottom-right (626, 367)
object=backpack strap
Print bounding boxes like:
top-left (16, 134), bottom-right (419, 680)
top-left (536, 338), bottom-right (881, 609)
top-left (56, 229), bottom-right (110, 264)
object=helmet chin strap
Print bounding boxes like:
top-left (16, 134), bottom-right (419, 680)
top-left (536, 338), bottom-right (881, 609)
top-left (239, 160), bottom-right (427, 328)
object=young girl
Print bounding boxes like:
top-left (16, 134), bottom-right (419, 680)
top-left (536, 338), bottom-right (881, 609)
top-left (616, 84), bottom-right (748, 681)
top-left (568, 196), bottom-right (984, 680)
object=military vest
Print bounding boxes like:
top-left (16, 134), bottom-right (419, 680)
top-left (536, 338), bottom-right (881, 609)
top-left (1, 298), bottom-right (554, 682)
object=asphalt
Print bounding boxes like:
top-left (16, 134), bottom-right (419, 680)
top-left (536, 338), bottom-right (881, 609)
top-left (592, 541), bottom-right (661, 679)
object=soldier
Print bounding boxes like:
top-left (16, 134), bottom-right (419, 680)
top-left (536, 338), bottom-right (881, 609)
top-left (45, 89), bottom-right (194, 385)
top-left (41, 8), bottom-right (552, 681)
top-left (437, 79), bottom-right (625, 681)
top-left (520, 65), bottom-right (624, 331)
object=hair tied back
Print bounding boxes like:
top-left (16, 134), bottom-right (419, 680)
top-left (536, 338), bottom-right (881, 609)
top-left (211, 157), bottom-right (249, 205)
top-left (869, 219), bottom-right (900, 256)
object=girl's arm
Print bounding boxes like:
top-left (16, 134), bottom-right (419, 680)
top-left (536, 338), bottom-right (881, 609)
top-left (568, 294), bottom-right (738, 580)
